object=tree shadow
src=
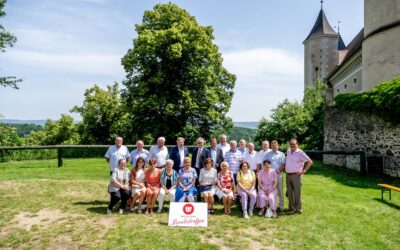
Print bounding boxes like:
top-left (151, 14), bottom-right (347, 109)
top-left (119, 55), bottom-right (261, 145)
top-left (306, 161), bottom-right (400, 189)
top-left (373, 198), bottom-right (400, 211)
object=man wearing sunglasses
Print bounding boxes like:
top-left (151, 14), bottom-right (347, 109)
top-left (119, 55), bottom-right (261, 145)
top-left (284, 138), bottom-right (313, 214)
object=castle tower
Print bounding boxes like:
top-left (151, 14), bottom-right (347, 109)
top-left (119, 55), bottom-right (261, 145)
top-left (362, 0), bottom-right (400, 91)
top-left (303, 4), bottom-right (342, 90)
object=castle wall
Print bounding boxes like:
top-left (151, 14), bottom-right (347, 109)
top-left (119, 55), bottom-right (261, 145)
top-left (330, 51), bottom-right (363, 97)
top-left (364, 0), bottom-right (400, 36)
top-left (324, 107), bottom-right (400, 177)
top-left (362, 26), bottom-right (400, 91)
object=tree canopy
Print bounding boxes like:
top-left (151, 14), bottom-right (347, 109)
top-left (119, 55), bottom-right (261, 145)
top-left (0, 0), bottom-right (20, 89)
top-left (121, 3), bottom-right (236, 144)
top-left (255, 80), bottom-right (327, 149)
top-left (71, 83), bottom-right (130, 144)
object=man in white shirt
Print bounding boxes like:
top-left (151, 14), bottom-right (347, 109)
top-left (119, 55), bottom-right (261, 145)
top-left (129, 140), bottom-right (149, 166)
top-left (217, 134), bottom-right (230, 157)
top-left (256, 140), bottom-right (271, 172)
top-left (149, 137), bottom-right (169, 168)
top-left (104, 136), bottom-right (130, 175)
top-left (243, 143), bottom-right (257, 172)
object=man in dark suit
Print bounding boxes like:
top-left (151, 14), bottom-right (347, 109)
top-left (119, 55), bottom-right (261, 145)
top-left (191, 137), bottom-right (211, 177)
top-left (169, 137), bottom-right (189, 172)
top-left (191, 137), bottom-right (211, 201)
top-left (209, 137), bottom-right (224, 172)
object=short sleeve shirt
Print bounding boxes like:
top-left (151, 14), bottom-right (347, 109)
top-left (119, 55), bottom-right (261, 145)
top-left (285, 149), bottom-right (311, 173)
top-left (237, 170), bottom-right (255, 189)
top-left (104, 145), bottom-right (130, 171)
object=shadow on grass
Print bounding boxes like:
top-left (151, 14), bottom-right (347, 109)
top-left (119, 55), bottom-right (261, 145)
top-left (307, 161), bottom-right (400, 189)
top-left (87, 206), bottom-right (108, 214)
top-left (73, 200), bottom-right (108, 206)
top-left (373, 198), bottom-right (400, 210)
top-left (72, 200), bottom-right (109, 214)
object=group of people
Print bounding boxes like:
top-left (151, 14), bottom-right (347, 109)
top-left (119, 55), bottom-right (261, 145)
top-left (104, 134), bottom-right (313, 219)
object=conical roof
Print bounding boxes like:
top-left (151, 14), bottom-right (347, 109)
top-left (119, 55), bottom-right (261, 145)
top-left (304, 9), bottom-right (338, 41)
top-left (338, 35), bottom-right (346, 50)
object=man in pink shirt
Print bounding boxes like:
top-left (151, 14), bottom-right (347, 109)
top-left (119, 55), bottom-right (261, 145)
top-left (284, 138), bottom-right (313, 214)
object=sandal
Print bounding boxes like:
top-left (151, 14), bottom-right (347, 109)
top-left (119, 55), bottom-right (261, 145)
top-left (210, 209), bottom-right (215, 214)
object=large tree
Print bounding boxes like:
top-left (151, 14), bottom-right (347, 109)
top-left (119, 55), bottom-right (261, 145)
top-left (121, 3), bottom-right (236, 144)
top-left (71, 83), bottom-right (130, 144)
top-left (0, 0), bottom-right (20, 89)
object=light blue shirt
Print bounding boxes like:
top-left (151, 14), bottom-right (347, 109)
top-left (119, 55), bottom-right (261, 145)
top-left (129, 149), bottom-right (150, 166)
top-left (264, 150), bottom-right (286, 172)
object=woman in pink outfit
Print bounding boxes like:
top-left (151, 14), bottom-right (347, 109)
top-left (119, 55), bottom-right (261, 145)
top-left (257, 159), bottom-right (278, 218)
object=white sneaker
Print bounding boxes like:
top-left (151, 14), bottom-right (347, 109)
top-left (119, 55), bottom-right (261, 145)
top-left (243, 211), bottom-right (249, 219)
top-left (157, 208), bottom-right (162, 213)
top-left (272, 211), bottom-right (278, 218)
top-left (119, 208), bottom-right (124, 214)
top-left (249, 210), bottom-right (253, 217)
top-left (265, 207), bottom-right (272, 218)
top-left (106, 209), bottom-right (112, 214)
top-left (258, 209), bottom-right (264, 216)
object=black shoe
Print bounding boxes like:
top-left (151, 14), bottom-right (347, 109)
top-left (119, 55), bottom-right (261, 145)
top-left (283, 208), bottom-right (295, 213)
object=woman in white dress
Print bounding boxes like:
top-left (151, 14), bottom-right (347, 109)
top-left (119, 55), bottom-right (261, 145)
top-left (129, 157), bottom-right (147, 213)
top-left (198, 158), bottom-right (218, 214)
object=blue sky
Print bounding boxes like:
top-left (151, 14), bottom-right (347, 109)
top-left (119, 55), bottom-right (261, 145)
top-left (0, 0), bottom-right (363, 121)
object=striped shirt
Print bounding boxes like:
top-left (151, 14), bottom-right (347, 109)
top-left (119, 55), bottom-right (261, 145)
top-left (224, 149), bottom-right (243, 174)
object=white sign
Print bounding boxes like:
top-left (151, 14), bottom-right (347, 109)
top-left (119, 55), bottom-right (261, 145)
top-left (168, 202), bottom-right (208, 227)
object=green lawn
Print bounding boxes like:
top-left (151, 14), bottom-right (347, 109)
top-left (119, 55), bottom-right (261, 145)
top-left (0, 158), bottom-right (399, 249)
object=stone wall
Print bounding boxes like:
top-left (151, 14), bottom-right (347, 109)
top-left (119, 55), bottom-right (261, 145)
top-left (324, 107), bottom-right (400, 177)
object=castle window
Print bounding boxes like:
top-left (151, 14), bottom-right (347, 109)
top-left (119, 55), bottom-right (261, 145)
top-left (344, 84), bottom-right (347, 89)
top-left (353, 78), bottom-right (357, 84)
top-left (337, 89), bottom-right (340, 93)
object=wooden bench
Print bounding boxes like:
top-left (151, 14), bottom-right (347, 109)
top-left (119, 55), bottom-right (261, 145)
top-left (378, 184), bottom-right (400, 200)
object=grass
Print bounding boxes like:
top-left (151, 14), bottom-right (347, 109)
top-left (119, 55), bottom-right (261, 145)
top-left (0, 158), bottom-right (399, 249)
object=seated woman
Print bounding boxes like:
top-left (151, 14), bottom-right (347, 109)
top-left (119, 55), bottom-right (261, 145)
top-left (175, 157), bottom-right (198, 202)
top-left (157, 159), bottom-right (178, 213)
top-left (216, 161), bottom-right (235, 214)
top-left (257, 159), bottom-right (278, 218)
top-left (107, 158), bottom-right (130, 214)
top-left (198, 158), bottom-right (218, 214)
top-left (145, 158), bottom-right (161, 214)
top-left (129, 157), bottom-right (147, 213)
top-left (237, 161), bottom-right (257, 219)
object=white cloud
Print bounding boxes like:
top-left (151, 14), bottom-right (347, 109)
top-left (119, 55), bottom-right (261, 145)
top-left (222, 48), bottom-right (304, 121)
top-left (2, 49), bottom-right (124, 77)
top-left (223, 48), bottom-right (303, 77)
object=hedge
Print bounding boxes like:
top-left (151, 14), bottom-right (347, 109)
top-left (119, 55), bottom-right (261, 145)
top-left (334, 76), bottom-right (400, 124)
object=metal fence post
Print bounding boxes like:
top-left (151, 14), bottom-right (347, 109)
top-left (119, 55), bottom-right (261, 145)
top-left (58, 148), bottom-right (63, 167)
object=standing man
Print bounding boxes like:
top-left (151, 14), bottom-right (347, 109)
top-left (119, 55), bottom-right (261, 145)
top-left (104, 136), bottom-right (130, 175)
top-left (149, 137), bottom-right (169, 168)
top-left (217, 134), bottom-right (230, 157)
top-left (243, 143), bottom-right (258, 173)
top-left (264, 140), bottom-right (286, 211)
top-left (169, 137), bottom-right (189, 172)
top-left (129, 140), bottom-right (149, 166)
top-left (284, 138), bottom-right (313, 214)
top-left (238, 139), bottom-right (248, 155)
top-left (191, 137), bottom-right (211, 177)
top-left (256, 140), bottom-right (271, 173)
top-left (208, 137), bottom-right (224, 171)
top-left (224, 140), bottom-right (243, 182)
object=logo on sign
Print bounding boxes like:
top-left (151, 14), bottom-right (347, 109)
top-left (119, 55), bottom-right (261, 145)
top-left (182, 204), bottom-right (195, 215)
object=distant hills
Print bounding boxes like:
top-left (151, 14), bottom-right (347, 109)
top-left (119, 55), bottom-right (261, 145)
top-left (1, 119), bottom-right (259, 129)
top-left (0, 119), bottom-right (47, 126)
